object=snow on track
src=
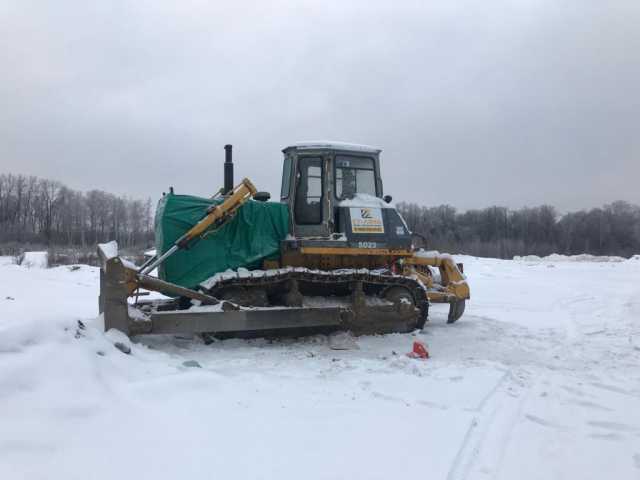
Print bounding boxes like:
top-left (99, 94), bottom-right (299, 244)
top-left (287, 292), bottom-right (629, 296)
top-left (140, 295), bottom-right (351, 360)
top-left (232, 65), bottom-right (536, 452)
top-left (0, 256), bottom-right (639, 479)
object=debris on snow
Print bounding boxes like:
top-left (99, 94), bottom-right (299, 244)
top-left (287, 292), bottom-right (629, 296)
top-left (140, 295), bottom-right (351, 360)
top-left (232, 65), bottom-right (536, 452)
top-left (407, 340), bottom-right (429, 359)
top-left (182, 360), bottom-right (202, 368)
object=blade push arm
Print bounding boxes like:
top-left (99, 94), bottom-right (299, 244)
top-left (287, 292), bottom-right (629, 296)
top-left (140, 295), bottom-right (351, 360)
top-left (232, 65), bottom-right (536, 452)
top-left (404, 253), bottom-right (470, 301)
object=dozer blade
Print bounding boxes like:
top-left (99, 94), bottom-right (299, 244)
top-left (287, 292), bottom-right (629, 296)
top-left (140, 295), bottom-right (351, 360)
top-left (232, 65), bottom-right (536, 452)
top-left (97, 242), bottom-right (351, 337)
top-left (148, 307), bottom-right (348, 336)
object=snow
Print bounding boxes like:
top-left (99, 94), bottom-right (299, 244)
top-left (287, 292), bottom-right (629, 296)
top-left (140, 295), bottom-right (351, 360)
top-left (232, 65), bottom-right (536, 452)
top-left (97, 241), bottom-right (118, 260)
top-left (514, 253), bottom-right (627, 263)
top-left (414, 249), bottom-right (441, 258)
top-left (338, 193), bottom-right (394, 209)
top-left (0, 256), bottom-right (16, 266)
top-left (302, 295), bottom-right (392, 307)
top-left (19, 251), bottom-right (48, 268)
top-left (288, 140), bottom-right (381, 153)
top-left (413, 249), bottom-right (455, 262)
top-left (120, 257), bottom-right (138, 270)
top-left (127, 305), bottom-right (150, 321)
top-left (1, 255), bottom-right (639, 479)
top-left (186, 303), bottom-right (226, 313)
top-left (202, 266), bottom-right (409, 291)
top-left (200, 268), bottom-right (245, 289)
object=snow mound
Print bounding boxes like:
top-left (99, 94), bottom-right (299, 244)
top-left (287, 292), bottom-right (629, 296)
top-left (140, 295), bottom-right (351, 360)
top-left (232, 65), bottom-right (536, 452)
top-left (513, 253), bottom-right (626, 263)
top-left (20, 251), bottom-right (48, 268)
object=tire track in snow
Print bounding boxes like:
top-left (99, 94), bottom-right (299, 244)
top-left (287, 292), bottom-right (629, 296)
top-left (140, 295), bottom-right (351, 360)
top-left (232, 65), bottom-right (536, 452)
top-left (446, 369), bottom-right (530, 480)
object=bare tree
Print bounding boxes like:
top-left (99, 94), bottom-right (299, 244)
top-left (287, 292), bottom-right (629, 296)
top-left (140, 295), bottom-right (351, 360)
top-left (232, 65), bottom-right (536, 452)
top-left (0, 173), bottom-right (155, 250)
top-left (398, 201), bottom-right (640, 258)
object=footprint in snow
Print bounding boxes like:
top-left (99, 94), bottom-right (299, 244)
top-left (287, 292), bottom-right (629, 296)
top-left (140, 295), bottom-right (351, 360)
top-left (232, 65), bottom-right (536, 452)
top-left (417, 399), bottom-right (449, 410)
top-left (524, 414), bottom-right (566, 430)
top-left (359, 380), bottom-right (371, 390)
top-left (371, 391), bottom-right (410, 406)
top-left (588, 432), bottom-right (623, 442)
top-left (590, 382), bottom-right (636, 397)
top-left (567, 399), bottom-right (613, 412)
top-left (587, 420), bottom-right (639, 433)
top-left (561, 385), bottom-right (588, 397)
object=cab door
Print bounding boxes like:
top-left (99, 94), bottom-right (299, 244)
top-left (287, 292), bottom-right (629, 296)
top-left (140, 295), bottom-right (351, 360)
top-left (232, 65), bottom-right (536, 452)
top-left (292, 156), bottom-right (330, 237)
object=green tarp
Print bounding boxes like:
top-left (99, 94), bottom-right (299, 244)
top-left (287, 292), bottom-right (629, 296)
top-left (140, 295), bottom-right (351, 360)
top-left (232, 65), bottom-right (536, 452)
top-left (155, 193), bottom-right (289, 289)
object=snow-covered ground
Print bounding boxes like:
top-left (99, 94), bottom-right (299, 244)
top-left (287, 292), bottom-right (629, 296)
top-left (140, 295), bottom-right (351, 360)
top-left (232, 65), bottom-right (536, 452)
top-left (0, 255), bottom-right (639, 479)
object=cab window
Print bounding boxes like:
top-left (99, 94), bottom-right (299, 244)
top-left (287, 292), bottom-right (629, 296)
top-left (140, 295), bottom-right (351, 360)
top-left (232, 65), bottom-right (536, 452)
top-left (294, 157), bottom-right (323, 224)
top-left (281, 156), bottom-right (293, 199)
top-left (335, 156), bottom-right (376, 200)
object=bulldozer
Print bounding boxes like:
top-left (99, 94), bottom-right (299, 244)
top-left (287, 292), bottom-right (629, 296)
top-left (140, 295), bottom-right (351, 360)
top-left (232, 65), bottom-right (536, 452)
top-left (98, 142), bottom-right (469, 338)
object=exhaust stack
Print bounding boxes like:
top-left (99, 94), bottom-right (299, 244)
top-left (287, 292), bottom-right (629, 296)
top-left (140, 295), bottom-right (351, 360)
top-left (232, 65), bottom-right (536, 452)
top-left (224, 144), bottom-right (234, 195)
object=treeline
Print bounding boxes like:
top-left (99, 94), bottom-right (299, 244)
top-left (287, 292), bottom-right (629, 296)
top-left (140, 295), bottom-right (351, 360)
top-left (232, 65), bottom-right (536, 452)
top-left (2, 171), bottom-right (638, 259)
top-left (0, 173), bottom-right (154, 249)
top-left (397, 201), bottom-right (640, 258)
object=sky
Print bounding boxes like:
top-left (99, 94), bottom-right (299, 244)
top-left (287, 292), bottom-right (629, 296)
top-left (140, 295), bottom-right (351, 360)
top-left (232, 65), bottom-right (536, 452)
top-left (1, 0), bottom-right (639, 212)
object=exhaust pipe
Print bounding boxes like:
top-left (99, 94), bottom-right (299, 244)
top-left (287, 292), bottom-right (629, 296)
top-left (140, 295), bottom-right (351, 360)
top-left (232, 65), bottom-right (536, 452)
top-left (224, 144), bottom-right (234, 195)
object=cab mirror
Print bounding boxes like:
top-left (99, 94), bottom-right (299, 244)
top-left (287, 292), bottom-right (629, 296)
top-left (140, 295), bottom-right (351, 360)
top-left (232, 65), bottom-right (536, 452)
top-left (383, 195), bottom-right (392, 203)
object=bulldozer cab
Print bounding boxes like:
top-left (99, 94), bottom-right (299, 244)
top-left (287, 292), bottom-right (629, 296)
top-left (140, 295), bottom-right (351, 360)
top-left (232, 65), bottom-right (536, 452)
top-left (281, 142), bottom-right (408, 245)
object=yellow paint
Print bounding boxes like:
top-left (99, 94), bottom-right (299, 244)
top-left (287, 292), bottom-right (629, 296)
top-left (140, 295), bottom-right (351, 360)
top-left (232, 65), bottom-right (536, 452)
top-left (404, 255), bottom-right (470, 303)
top-left (299, 247), bottom-right (413, 256)
top-left (186, 179), bottom-right (256, 239)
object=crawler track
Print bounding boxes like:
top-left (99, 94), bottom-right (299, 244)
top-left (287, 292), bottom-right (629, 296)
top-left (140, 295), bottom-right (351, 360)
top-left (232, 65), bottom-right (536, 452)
top-left (200, 268), bottom-right (429, 335)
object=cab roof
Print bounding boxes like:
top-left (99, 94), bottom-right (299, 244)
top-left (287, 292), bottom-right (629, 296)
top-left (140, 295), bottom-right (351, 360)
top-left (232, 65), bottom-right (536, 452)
top-left (283, 140), bottom-right (381, 154)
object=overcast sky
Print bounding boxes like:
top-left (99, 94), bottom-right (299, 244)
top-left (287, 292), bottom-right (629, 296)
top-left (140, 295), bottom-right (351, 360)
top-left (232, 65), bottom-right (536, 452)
top-left (1, 0), bottom-right (638, 211)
